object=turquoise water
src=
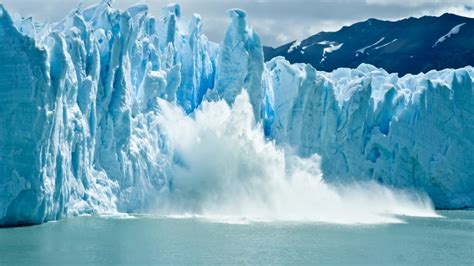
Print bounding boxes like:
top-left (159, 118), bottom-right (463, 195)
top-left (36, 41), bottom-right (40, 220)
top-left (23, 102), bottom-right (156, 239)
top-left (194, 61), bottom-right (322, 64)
top-left (0, 211), bottom-right (473, 265)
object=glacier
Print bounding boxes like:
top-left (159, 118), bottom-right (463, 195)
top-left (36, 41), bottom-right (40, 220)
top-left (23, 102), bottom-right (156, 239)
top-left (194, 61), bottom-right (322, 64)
top-left (264, 60), bottom-right (474, 209)
top-left (0, 1), bottom-right (472, 226)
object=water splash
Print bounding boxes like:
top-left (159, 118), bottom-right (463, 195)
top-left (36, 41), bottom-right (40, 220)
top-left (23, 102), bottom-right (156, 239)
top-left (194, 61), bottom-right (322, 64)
top-left (154, 91), bottom-right (439, 224)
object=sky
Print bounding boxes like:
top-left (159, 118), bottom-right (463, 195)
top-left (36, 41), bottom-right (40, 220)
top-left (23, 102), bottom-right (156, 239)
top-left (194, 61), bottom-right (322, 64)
top-left (2, 0), bottom-right (474, 47)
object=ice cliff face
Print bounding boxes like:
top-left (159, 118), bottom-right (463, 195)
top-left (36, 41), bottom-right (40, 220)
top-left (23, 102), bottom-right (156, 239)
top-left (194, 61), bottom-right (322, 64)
top-left (0, 2), bottom-right (472, 226)
top-left (0, 1), bottom-right (219, 226)
top-left (264, 60), bottom-right (474, 209)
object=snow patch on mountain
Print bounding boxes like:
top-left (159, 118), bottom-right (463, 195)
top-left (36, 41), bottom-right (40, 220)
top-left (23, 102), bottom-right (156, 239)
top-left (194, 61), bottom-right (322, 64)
top-left (320, 42), bottom-right (343, 63)
top-left (433, 23), bottom-right (466, 47)
top-left (356, 37), bottom-right (385, 54)
top-left (287, 39), bottom-right (302, 53)
top-left (375, 39), bottom-right (397, 50)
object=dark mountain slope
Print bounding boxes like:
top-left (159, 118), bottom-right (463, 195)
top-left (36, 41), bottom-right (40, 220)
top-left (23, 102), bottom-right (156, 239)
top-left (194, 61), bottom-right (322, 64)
top-left (264, 14), bottom-right (474, 75)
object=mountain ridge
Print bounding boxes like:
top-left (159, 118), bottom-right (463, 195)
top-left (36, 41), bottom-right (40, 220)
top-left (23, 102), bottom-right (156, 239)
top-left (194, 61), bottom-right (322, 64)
top-left (264, 13), bottom-right (474, 76)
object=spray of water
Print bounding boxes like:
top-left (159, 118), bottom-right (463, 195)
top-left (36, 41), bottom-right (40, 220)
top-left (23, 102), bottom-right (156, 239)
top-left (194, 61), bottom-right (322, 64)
top-left (154, 91), bottom-right (439, 224)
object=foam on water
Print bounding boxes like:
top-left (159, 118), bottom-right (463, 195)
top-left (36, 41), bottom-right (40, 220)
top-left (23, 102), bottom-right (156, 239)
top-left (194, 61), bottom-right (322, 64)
top-left (154, 91), bottom-right (439, 225)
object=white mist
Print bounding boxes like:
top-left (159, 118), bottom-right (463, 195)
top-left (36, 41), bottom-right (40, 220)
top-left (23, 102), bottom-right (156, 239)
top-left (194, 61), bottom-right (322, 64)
top-left (154, 91), bottom-right (439, 224)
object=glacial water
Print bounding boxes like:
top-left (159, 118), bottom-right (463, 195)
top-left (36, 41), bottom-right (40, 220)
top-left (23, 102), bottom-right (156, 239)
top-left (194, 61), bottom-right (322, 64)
top-left (0, 211), bottom-right (472, 265)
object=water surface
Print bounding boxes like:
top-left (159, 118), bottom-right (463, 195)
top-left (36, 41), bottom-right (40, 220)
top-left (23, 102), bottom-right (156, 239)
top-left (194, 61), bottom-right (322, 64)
top-left (0, 211), bottom-right (473, 265)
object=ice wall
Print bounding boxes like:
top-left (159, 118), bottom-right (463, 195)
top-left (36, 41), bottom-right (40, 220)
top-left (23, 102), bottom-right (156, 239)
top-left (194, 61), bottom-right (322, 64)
top-left (0, 1), bottom-right (219, 226)
top-left (0, 2), bottom-right (472, 226)
top-left (264, 59), bottom-right (474, 209)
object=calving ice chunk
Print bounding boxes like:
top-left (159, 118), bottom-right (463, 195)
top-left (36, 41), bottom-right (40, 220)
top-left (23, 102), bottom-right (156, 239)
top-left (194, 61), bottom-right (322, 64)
top-left (0, 2), bottom-right (473, 227)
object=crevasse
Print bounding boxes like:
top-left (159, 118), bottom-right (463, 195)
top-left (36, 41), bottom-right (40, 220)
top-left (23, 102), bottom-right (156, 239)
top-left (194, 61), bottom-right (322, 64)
top-left (0, 2), bottom-right (472, 226)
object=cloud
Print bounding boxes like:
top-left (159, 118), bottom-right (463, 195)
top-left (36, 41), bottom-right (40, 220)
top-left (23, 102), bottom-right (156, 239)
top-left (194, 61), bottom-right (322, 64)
top-left (2, 0), bottom-right (473, 47)
top-left (365, 0), bottom-right (469, 6)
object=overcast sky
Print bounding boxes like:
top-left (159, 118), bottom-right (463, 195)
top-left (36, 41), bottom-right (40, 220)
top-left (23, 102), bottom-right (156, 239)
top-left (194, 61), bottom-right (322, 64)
top-left (2, 0), bottom-right (473, 47)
